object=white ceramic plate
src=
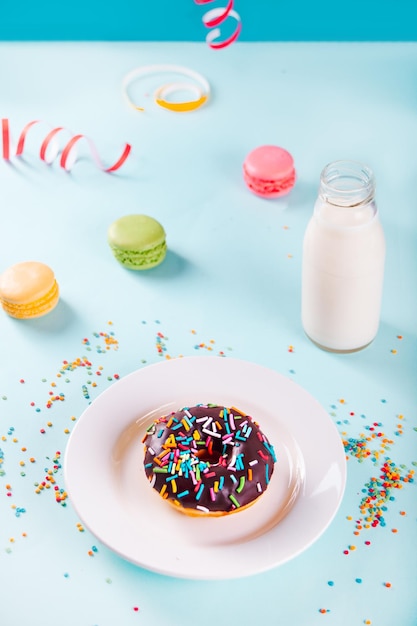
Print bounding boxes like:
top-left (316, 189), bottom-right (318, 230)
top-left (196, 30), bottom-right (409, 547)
top-left (64, 356), bottom-right (346, 580)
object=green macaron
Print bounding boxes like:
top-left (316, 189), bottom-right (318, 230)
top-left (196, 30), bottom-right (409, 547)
top-left (107, 214), bottom-right (167, 270)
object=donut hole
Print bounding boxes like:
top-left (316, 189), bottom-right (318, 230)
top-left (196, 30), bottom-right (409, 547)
top-left (195, 448), bottom-right (222, 465)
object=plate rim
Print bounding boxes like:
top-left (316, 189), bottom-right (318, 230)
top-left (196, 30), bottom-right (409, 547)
top-left (64, 355), bottom-right (347, 579)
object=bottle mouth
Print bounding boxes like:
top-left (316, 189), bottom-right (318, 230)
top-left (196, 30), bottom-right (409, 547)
top-left (320, 160), bottom-right (375, 207)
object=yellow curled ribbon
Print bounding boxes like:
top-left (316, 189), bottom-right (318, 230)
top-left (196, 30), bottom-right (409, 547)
top-left (122, 64), bottom-right (210, 113)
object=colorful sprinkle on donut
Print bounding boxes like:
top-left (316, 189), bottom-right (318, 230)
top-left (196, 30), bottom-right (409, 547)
top-left (143, 404), bottom-right (276, 516)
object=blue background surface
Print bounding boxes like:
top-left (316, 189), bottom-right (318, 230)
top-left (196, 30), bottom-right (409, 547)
top-left (0, 40), bottom-right (416, 625)
top-left (0, 0), bottom-right (416, 41)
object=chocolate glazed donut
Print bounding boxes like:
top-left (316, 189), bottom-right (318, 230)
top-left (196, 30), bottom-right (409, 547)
top-left (142, 404), bottom-right (277, 516)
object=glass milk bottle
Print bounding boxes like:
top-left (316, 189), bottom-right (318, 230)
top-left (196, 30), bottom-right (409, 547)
top-left (302, 160), bottom-right (385, 352)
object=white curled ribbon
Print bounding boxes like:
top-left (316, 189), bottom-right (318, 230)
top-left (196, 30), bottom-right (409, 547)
top-left (122, 64), bottom-right (210, 113)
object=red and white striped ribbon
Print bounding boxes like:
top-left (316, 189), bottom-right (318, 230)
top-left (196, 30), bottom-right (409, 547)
top-left (1, 118), bottom-right (131, 172)
top-left (194, 0), bottom-right (242, 49)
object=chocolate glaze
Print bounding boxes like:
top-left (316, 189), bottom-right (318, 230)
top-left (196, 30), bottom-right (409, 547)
top-left (142, 404), bottom-right (276, 514)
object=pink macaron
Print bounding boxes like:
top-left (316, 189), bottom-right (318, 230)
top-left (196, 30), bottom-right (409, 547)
top-left (243, 145), bottom-right (296, 198)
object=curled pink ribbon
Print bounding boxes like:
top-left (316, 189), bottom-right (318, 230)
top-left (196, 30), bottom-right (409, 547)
top-left (194, 0), bottom-right (242, 49)
top-left (2, 119), bottom-right (131, 172)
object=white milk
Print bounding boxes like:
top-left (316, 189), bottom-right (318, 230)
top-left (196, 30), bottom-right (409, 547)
top-left (302, 161), bottom-right (386, 352)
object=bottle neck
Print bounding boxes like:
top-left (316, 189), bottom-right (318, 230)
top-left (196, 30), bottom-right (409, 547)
top-left (315, 160), bottom-right (377, 228)
top-left (319, 160), bottom-right (375, 207)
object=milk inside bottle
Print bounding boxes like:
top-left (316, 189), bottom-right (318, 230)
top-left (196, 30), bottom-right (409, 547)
top-left (302, 160), bottom-right (386, 353)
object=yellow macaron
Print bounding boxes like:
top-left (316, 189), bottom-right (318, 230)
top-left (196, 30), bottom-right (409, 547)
top-left (0, 261), bottom-right (60, 319)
